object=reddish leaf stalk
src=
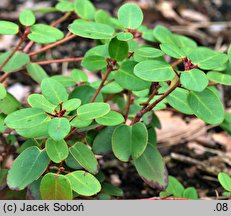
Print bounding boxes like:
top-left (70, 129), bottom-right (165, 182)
top-left (33, 57), bottom-right (83, 65)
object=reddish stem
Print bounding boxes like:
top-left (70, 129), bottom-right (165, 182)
top-left (33, 57), bottom-right (83, 65)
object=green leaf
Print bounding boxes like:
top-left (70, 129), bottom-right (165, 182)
top-left (218, 172), bottom-right (231, 192)
top-left (95, 9), bottom-right (113, 26)
top-left (69, 20), bottom-right (114, 40)
top-left (115, 61), bottom-right (150, 91)
top-left (71, 69), bottom-right (88, 82)
top-left (77, 102), bottom-right (110, 120)
top-left (92, 127), bottom-right (114, 155)
top-left (65, 153), bottom-right (82, 170)
top-left (91, 80), bottom-right (123, 94)
top-left (112, 122), bottom-right (148, 162)
top-left (153, 25), bottom-right (175, 44)
top-left (118, 3), bottom-right (143, 29)
top-left (95, 111), bottom-right (124, 126)
top-left (40, 173), bottom-right (72, 200)
top-left (7, 146), bottom-right (50, 190)
top-left (161, 176), bottom-right (184, 197)
top-left (0, 83), bottom-right (7, 100)
top-left (41, 78), bottom-right (68, 105)
top-left (180, 69), bottom-right (208, 92)
top-left (52, 75), bottom-right (76, 87)
top-left (116, 32), bottom-right (133, 41)
top-left (134, 60), bottom-right (175, 82)
top-left (70, 142), bottom-right (98, 174)
top-left (28, 94), bottom-right (56, 113)
top-left (48, 118), bottom-right (71, 141)
top-left (0, 51), bottom-right (29, 73)
top-left (134, 47), bottom-right (164, 62)
top-left (174, 34), bottom-right (197, 49)
top-left (81, 55), bottom-right (107, 71)
top-left (183, 187), bottom-right (198, 199)
top-left (69, 85), bottom-right (103, 104)
top-left (4, 108), bottom-right (49, 129)
top-left (19, 9), bottom-right (36, 26)
top-left (207, 71), bottom-right (231, 85)
top-left (188, 47), bottom-right (228, 70)
top-left (0, 21), bottom-right (19, 35)
top-left (16, 139), bottom-right (40, 154)
top-left (133, 145), bottom-right (168, 190)
top-left (0, 93), bottom-right (21, 114)
top-left (28, 24), bottom-right (64, 44)
top-left (0, 113), bottom-right (6, 133)
top-left (16, 120), bottom-right (49, 138)
top-left (67, 171), bottom-right (101, 196)
top-left (74, 0), bottom-right (96, 20)
top-left (108, 37), bottom-right (128, 61)
top-left (56, 1), bottom-right (74, 12)
top-left (228, 44), bottom-right (231, 62)
top-left (45, 138), bottom-right (68, 163)
top-left (166, 88), bottom-right (193, 115)
top-left (26, 63), bottom-right (48, 83)
top-left (62, 98), bottom-right (81, 112)
top-left (102, 182), bottom-right (124, 197)
top-left (160, 43), bottom-right (186, 59)
top-left (187, 88), bottom-right (225, 124)
top-left (70, 117), bottom-right (92, 128)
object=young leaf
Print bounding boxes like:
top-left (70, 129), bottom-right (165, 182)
top-left (77, 102), bottom-right (110, 120)
top-left (0, 83), bottom-right (7, 100)
top-left (28, 94), bottom-right (56, 114)
top-left (112, 122), bottom-right (148, 162)
top-left (116, 32), bottom-right (133, 41)
top-left (19, 9), bottom-right (36, 26)
top-left (4, 108), bottom-right (49, 129)
top-left (81, 55), bottom-right (107, 71)
top-left (70, 142), bottom-right (98, 174)
top-left (41, 78), bottom-right (68, 105)
top-left (134, 47), bottom-right (164, 62)
top-left (92, 127), bottom-right (114, 155)
top-left (108, 37), bottom-right (128, 61)
top-left (69, 20), bottom-right (114, 40)
top-left (0, 21), bottom-right (19, 35)
top-left (207, 71), bottom-right (231, 85)
top-left (26, 63), bottom-right (48, 83)
top-left (188, 47), bottom-right (228, 70)
top-left (62, 98), bottom-right (81, 112)
top-left (134, 60), bottom-right (175, 82)
top-left (45, 138), bottom-right (68, 163)
top-left (0, 51), bottom-right (29, 73)
top-left (180, 69), bottom-right (208, 92)
top-left (40, 173), bottom-right (72, 200)
top-left (67, 171), bottom-right (101, 196)
top-left (183, 187), bottom-right (198, 199)
top-left (187, 88), bottom-right (225, 124)
top-left (7, 146), bottom-right (50, 190)
top-left (48, 118), bottom-right (71, 141)
top-left (0, 93), bottom-right (21, 114)
top-left (115, 61), bottom-right (150, 91)
top-left (160, 43), bottom-right (186, 59)
top-left (166, 88), bottom-right (193, 115)
top-left (118, 3), bottom-right (143, 29)
top-left (71, 69), bottom-right (88, 82)
top-left (95, 111), bottom-right (124, 126)
top-left (28, 24), bottom-right (64, 44)
top-left (218, 172), bottom-right (231, 192)
top-left (133, 145), bottom-right (168, 190)
top-left (74, 0), bottom-right (96, 20)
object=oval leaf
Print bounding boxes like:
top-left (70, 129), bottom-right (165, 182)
top-left (26, 63), bottom-right (48, 83)
top-left (67, 171), bottom-right (101, 196)
top-left (218, 172), bottom-right (231, 192)
top-left (0, 21), bottom-right (19, 35)
top-left (77, 102), bottom-right (110, 120)
top-left (118, 3), bottom-right (143, 29)
top-left (48, 118), bottom-right (71, 141)
top-left (7, 146), bottom-right (50, 190)
top-left (40, 173), bottom-right (72, 200)
top-left (207, 71), bottom-right (231, 85)
top-left (133, 145), bottom-right (168, 190)
top-left (180, 69), bottom-right (208, 92)
top-left (112, 122), bottom-right (148, 162)
top-left (0, 83), bottom-right (7, 100)
top-left (134, 47), bottom-right (164, 62)
top-left (45, 138), bottom-right (68, 163)
top-left (19, 9), bottom-right (36, 26)
top-left (95, 111), bottom-right (124, 126)
top-left (74, 0), bottom-right (96, 20)
top-left (81, 55), bottom-right (107, 71)
top-left (41, 78), bottom-right (68, 105)
top-left (70, 142), bottom-right (98, 174)
top-left (108, 37), bottom-right (128, 61)
top-left (134, 60), bottom-right (175, 82)
top-left (187, 88), bottom-right (225, 124)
